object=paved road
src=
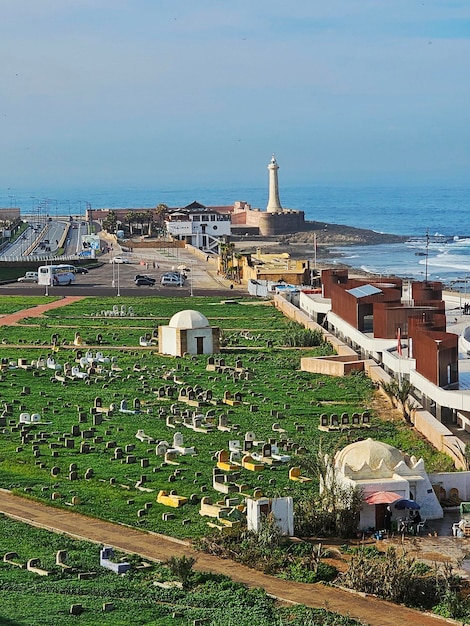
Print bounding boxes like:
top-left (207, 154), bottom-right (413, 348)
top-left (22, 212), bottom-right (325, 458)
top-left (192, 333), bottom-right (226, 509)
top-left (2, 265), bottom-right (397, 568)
top-left (0, 243), bottom-right (243, 298)
top-left (0, 490), bottom-right (452, 626)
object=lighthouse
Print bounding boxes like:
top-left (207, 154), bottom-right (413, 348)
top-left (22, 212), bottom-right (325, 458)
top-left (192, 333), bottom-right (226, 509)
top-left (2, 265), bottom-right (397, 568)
top-left (266, 154), bottom-right (283, 213)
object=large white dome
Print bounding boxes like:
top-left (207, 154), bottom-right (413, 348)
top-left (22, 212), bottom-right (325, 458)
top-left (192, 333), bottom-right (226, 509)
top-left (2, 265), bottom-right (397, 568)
top-left (169, 309), bottom-right (210, 329)
top-left (335, 438), bottom-right (406, 471)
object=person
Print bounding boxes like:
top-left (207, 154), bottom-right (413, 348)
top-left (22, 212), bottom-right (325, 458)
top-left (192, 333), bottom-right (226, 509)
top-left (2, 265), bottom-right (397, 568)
top-left (384, 505), bottom-right (392, 533)
top-left (410, 509), bottom-right (422, 534)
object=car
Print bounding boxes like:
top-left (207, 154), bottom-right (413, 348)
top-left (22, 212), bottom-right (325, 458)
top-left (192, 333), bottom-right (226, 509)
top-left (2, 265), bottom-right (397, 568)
top-left (135, 276), bottom-right (156, 286)
top-left (18, 272), bottom-right (38, 283)
top-left (163, 271), bottom-right (186, 281)
top-left (161, 274), bottom-right (184, 285)
top-left (134, 274), bottom-right (154, 281)
top-left (109, 257), bottom-right (130, 264)
top-left (73, 266), bottom-right (89, 274)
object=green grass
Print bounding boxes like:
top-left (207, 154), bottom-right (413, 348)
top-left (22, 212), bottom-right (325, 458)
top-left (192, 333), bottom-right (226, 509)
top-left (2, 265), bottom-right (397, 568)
top-left (0, 515), bottom-right (361, 626)
top-left (0, 294), bottom-right (456, 624)
top-left (0, 296), bottom-right (59, 314)
top-left (0, 295), bottom-right (454, 541)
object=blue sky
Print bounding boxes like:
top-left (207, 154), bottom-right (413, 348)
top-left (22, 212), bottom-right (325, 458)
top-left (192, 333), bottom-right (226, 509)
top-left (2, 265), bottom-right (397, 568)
top-left (1, 0), bottom-right (469, 190)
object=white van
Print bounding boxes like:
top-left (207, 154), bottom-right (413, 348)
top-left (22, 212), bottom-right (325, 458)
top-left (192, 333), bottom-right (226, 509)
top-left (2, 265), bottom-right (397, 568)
top-left (161, 275), bottom-right (183, 285)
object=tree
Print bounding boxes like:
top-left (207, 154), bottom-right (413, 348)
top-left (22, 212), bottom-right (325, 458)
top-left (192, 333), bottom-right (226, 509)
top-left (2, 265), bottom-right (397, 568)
top-left (124, 211), bottom-right (136, 235)
top-left (154, 203), bottom-right (169, 229)
top-left (165, 555), bottom-right (196, 590)
top-left (102, 210), bottom-right (117, 233)
top-left (295, 441), bottom-right (363, 538)
top-left (220, 242), bottom-right (235, 275)
top-left (379, 378), bottom-right (416, 423)
top-left (144, 209), bottom-right (154, 235)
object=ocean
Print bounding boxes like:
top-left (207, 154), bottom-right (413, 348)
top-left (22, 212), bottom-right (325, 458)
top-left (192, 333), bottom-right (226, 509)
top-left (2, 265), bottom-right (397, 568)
top-left (4, 184), bottom-right (470, 284)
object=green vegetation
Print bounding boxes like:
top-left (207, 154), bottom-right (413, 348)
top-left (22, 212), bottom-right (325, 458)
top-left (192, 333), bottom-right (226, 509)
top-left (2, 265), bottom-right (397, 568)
top-left (340, 544), bottom-right (470, 620)
top-left (0, 295), bottom-right (453, 541)
top-left (197, 516), bottom-right (340, 583)
top-left (0, 296), bottom-right (58, 314)
top-left (0, 515), bottom-right (362, 626)
top-left (0, 294), bottom-right (461, 622)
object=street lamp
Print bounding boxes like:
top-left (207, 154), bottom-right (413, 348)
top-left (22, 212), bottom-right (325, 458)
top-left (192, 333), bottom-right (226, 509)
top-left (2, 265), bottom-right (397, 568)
top-left (117, 260), bottom-right (120, 297)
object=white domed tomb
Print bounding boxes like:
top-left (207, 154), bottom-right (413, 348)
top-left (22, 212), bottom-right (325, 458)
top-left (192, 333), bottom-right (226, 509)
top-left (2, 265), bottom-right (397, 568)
top-left (330, 438), bottom-right (443, 531)
top-left (158, 309), bottom-right (220, 356)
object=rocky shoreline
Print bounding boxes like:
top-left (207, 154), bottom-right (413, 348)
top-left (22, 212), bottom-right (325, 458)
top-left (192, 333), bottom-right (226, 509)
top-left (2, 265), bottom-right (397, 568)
top-left (280, 220), bottom-right (408, 248)
top-left (232, 221), bottom-right (408, 274)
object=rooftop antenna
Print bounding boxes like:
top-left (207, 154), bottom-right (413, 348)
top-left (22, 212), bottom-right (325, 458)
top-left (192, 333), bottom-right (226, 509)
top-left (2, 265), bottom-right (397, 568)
top-left (424, 229), bottom-right (430, 284)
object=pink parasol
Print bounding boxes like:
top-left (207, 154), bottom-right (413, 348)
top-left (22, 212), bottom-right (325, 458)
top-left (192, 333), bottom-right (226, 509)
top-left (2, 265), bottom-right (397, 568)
top-left (364, 491), bottom-right (403, 505)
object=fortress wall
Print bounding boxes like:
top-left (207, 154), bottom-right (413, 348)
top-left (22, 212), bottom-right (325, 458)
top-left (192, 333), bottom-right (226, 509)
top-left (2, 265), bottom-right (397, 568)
top-left (238, 209), bottom-right (305, 236)
top-left (257, 211), bottom-right (306, 236)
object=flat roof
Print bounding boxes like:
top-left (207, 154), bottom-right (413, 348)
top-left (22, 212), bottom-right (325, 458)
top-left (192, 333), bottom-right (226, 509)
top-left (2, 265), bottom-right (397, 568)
top-left (346, 284), bottom-right (383, 299)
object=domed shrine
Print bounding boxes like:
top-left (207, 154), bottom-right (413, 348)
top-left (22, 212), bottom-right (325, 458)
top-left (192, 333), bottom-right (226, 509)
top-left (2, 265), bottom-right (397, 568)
top-left (331, 438), bottom-right (443, 530)
top-left (158, 309), bottom-right (220, 356)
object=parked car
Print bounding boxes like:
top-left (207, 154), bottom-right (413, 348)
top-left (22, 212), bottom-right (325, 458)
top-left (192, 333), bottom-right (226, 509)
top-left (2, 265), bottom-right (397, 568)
top-left (18, 272), bottom-right (38, 283)
top-left (162, 271), bottom-right (185, 282)
top-left (161, 274), bottom-right (184, 286)
top-left (135, 276), bottom-right (156, 286)
top-left (109, 256), bottom-right (130, 264)
top-left (73, 266), bottom-right (88, 274)
top-left (134, 274), bottom-right (153, 281)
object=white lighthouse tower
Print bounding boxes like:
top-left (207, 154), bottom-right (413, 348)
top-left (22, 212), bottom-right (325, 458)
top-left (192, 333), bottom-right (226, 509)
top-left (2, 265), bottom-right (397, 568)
top-left (266, 154), bottom-right (283, 213)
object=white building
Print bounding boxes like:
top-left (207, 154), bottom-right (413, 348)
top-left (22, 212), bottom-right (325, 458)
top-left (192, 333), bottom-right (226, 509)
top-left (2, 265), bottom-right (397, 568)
top-left (158, 309), bottom-right (220, 357)
top-left (165, 201), bottom-right (231, 254)
top-left (330, 438), bottom-right (443, 531)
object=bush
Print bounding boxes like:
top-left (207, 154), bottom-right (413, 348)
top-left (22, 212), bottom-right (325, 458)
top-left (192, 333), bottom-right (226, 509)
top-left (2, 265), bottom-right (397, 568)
top-left (281, 560), bottom-right (338, 584)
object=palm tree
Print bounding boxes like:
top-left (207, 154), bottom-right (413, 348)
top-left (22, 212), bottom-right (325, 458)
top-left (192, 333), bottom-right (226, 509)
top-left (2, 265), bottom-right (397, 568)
top-left (145, 209), bottom-right (154, 235)
top-left (220, 241), bottom-right (235, 275)
top-left (102, 210), bottom-right (117, 233)
top-left (155, 203), bottom-right (169, 228)
top-left (124, 211), bottom-right (135, 236)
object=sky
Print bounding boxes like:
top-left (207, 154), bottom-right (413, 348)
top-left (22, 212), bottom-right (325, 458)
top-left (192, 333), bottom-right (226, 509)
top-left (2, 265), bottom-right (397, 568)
top-left (1, 0), bottom-right (469, 192)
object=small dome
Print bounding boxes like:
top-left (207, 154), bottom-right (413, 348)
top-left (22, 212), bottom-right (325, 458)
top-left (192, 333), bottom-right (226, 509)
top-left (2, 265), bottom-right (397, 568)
top-left (335, 438), bottom-right (405, 471)
top-left (169, 310), bottom-right (210, 329)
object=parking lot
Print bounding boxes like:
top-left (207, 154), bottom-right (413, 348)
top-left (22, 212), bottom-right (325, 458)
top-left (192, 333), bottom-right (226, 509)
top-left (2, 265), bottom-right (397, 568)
top-left (0, 244), bottom-right (242, 297)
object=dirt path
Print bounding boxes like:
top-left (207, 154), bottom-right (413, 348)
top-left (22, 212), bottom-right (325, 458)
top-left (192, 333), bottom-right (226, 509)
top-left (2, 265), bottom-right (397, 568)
top-left (0, 296), bottom-right (85, 326)
top-left (0, 491), bottom-right (452, 626)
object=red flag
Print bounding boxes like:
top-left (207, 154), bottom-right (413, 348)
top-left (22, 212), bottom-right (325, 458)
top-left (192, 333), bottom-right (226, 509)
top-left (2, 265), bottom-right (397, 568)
top-left (397, 328), bottom-right (402, 356)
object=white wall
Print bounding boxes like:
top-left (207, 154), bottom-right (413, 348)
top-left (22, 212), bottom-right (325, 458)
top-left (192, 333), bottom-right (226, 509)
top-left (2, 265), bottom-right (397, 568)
top-left (160, 327), bottom-right (177, 355)
top-left (186, 329), bottom-right (213, 354)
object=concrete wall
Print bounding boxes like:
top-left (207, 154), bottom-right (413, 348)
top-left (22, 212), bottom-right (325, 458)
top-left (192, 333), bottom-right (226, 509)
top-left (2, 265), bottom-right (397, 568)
top-left (186, 328), bottom-right (215, 355)
top-left (301, 355), bottom-right (364, 376)
top-left (158, 326), bottom-right (177, 356)
top-left (428, 471), bottom-right (470, 501)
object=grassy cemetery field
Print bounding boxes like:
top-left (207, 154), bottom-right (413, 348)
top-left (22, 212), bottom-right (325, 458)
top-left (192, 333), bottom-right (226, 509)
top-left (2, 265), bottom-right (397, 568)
top-left (0, 294), bottom-right (461, 624)
top-left (0, 516), bottom-right (364, 626)
top-left (0, 295), bottom-right (453, 539)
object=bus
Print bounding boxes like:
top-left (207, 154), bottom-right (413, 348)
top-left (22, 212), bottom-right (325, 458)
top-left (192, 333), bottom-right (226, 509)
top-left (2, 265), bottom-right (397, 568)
top-left (38, 265), bottom-right (76, 286)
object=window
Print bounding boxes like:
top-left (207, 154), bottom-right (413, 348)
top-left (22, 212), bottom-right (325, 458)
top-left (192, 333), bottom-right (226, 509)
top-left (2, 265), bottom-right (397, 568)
top-left (201, 215), bottom-right (209, 221)
top-left (210, 214), bottom-right (216, 221)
